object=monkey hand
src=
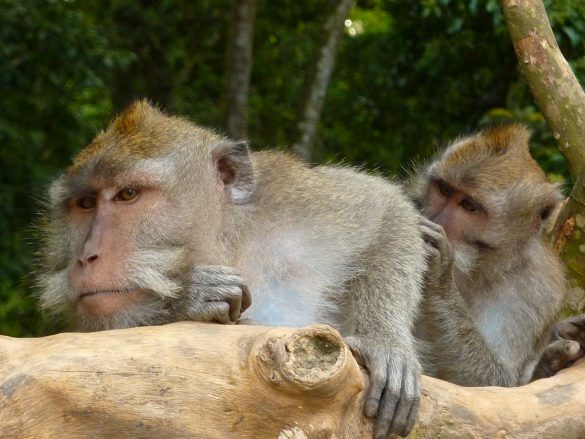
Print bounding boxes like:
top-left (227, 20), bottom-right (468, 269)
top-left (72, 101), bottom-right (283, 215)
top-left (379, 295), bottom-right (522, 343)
top-left (344, 336), bottom-right (421, 438)
top-left (531, 339), bottom-right (582, 381)
top-left (177, 265), bottom-right (252, 324)
top-left (531, 315), bottom-right (585, 380)
top-left (419, 217), bottom-right (455, 294)
top-left (554, 314), bottom-right (585, 350)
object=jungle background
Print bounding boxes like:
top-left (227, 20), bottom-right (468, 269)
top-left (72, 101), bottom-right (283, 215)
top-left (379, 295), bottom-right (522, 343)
top-left (1, 0), bottom-right (584, 336)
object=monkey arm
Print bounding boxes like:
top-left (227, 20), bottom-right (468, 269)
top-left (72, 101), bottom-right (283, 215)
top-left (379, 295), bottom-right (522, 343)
top-left (420, 218), bottom-right (519, 386)
top-left (342, 210), bottom-right (425, 438)
top-left (420, 289), bottom-right (519, 386)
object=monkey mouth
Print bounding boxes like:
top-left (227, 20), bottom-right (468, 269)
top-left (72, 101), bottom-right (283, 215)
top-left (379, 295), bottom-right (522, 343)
top-left (77, 288), bottom-right (146, 316)
top-left (78, 288), bottom-right (139, 299)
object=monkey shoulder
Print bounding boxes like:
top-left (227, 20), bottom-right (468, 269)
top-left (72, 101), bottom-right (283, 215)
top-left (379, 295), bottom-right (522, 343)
top-left (251, 151), bottom-right (413, 213)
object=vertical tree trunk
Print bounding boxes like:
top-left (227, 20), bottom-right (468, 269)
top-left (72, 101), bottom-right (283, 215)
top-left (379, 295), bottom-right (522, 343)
top-left (502, 0), bottom-right (585, 315)
top-left (501, 0), bottom-right (585, 177)
top-left (292, 0), bottom-right (354, 162)
top-left (225, 0), bottom-right (257, 140)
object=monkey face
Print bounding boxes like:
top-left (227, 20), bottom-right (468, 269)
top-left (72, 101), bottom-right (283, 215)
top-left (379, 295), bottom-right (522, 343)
top-left (423, 178), bottom-right (490, 245)
top-left (39, 170), bottom-right (192, 331)
top-left (39, 101), bottom-right (255, 331)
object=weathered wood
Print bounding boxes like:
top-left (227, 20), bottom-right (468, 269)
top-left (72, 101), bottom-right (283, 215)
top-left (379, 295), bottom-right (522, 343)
top-left (0, 322), bottom-right (584, 438)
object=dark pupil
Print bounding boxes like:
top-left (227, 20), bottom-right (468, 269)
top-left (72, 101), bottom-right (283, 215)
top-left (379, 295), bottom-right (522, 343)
top-left (123, 189), bottom-right (135, 198)
top-left (439, 182), bottom-right (450, 197)
top-left (80, 196), bottom-right (95, 209)
top-left (462, 199), bottom-right (476, 212)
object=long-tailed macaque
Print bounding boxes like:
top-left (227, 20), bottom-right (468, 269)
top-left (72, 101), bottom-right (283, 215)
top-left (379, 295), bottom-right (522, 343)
top-left (39, 100), bottom-right (426, 438)
top-left (410, 124), bottom-right (566, 386)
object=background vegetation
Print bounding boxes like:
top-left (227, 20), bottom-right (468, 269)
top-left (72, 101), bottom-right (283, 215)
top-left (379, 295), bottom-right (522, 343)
top-left (1, 0), bottom-right (584, 336)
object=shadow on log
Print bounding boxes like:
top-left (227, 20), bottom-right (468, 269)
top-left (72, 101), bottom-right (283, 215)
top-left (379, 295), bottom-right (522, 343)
top-left (0, 322), bottom-right (583, 438)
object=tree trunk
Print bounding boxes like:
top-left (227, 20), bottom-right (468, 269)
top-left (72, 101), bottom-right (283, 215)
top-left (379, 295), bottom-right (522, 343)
top-left (1, 322), bottom-right (585, 438)
top-left (225, 0), bottom-right (257, 140)
top-left (502, 0), bottom-right (585, 315)
top-left (292, 0), bottom-right (353, 162)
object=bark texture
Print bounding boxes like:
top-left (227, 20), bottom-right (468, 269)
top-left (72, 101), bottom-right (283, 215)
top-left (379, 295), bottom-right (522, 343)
top-left (502, 0), bottom-right (585, 315)
top-left (292, 0), bottom-right (353, 162)
top-left (225, 0), bottom-right (257, 139)
top-left (501, 0), bottom-right (585, 177)
top-left (1, 322), bottom-right (585, 438)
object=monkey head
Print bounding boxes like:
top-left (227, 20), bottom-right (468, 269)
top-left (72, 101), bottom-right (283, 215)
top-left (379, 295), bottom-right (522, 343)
top-left (413, 124), bottom-right (563, 274)
top-left (38, 100), bottom-right (254, 330)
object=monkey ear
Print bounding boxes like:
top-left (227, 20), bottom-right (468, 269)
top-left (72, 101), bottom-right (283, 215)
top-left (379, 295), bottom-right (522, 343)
top-left (212, 141), bottom-right (255, 204)
top-left (535, 183), bottom-right (564, 230)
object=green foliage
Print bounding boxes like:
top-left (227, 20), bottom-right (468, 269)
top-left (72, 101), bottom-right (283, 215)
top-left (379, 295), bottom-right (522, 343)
top-left (0, 0), bottom-right (129, 335)
top-left (0, 0), bottom-right (583, 336)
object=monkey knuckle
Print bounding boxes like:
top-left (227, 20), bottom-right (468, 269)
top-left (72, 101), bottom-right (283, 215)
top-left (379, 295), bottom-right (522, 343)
top-left (370, 376), bottom-right (387, 392)
top-left (387, 387), bottom-right (402, 401)
top-left (401, 394), bottom-right (417, 406)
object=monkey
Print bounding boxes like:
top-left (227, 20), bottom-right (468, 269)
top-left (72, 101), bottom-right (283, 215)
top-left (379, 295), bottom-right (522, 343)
top-left (409, 124), bottom-right (567, 386)
top-left (38, 100), bottom-right (426, 438)
top-left (531, 313), bottom-right (585, 380)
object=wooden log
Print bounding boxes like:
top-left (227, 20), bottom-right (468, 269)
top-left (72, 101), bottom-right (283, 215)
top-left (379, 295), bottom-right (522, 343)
top-left (0, 322), bottom-right (583, 438)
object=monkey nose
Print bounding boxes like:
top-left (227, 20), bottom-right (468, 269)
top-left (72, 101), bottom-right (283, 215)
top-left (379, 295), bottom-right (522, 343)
top-left (78, 254), bottom-right (99, 266)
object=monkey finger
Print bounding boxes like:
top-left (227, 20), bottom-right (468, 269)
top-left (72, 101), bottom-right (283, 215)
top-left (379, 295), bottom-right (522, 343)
top-left (200, 286), bottom-right (245, 323)
top-left (403, 372), bottom-right (421, 437)
top-left (240, 283), bottom-right (252, 312)
top-left (374, 358), bottom-right (403, 438)
top-left (198, 301), bottom-right (231, 324)
top-left (222, 285), bottom-right (249, 321)
top-left (420, 224), bottom-right (446, 248)
top-left (423, 243), bottom-right (440, 259)
top-left (418, 216), bottom-right (442, 231)
top-left (388, 369), bottom-right (416, 437)
top-left (211, 286), bottom-right (245, 322)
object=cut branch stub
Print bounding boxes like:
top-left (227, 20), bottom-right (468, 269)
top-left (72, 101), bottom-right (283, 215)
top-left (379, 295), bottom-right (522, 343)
top-left (253, 324), bottom-right (363, 398)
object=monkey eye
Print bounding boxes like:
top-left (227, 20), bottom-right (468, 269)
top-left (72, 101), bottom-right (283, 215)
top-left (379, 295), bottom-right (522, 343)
top-left (437, 180), bottom-right (452, 198)
top-left (77, 195), bottom-right (97, 210)
top-left (460, 197), bottom-right (479, 213)
top-left (115, 188), bottom-right (140, 202)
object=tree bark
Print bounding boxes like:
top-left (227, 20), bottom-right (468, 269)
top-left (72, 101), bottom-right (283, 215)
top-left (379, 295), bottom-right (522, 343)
top-left (501, 0), bottom-right (585, 177)
top-left (225, 0), bottom-right (257, 140)
top-left (502, 0), bottom-right (585, 315)
top-left (292, 0), bottom-right (353, 162)
top-left (1, 322), bottom-right (585, 438)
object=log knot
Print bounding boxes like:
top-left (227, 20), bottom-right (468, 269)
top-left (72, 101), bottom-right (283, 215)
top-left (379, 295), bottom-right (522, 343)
top-left (254, 325), bottom-right (348, 396)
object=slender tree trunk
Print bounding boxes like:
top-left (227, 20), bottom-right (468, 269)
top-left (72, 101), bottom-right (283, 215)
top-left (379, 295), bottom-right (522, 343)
top-left (502, 0), bottom-right (585, 315)
top-left (292, 0), bottom-right (353, 162)
top-left (225, 0), bottom-right (257, 140)
top-left (501, 0), bottom-right (585, 177)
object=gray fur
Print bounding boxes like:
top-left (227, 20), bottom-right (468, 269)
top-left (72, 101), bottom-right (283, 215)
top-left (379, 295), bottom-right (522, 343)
top-left (410, 128), bottom-right (566, 387)
top-left (38, 102), bottom-right (426, 438)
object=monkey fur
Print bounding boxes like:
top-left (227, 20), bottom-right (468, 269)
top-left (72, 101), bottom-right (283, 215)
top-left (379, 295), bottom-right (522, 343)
top-left (410, 124), bottom-right (567, 386)
top-left (38, 100), bottom-right (426, 438)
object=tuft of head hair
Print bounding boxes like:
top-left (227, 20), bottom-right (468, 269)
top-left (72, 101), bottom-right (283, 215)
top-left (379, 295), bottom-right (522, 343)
top-left (68, 100), bottom-right (188, 176)
top-left (433, 124), bottom-right (547, 192)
